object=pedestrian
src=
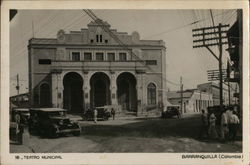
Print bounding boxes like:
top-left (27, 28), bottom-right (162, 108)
top-left (229, 110), bottom-right (240, 141)
top-left (209, 111), bottom-right (218, 139)
top-left (220, 109), bottom-right (228, 142)
top-left (15, 114), bottom-right (23, 145)
top-left (199, 109), bottom-right (209, 139)
top-left (226, 108), bottom-right (233, 140)
top-left (111, 108), bottom-right (115, 120)
top-left (93, 108), bottom-right (98, 123)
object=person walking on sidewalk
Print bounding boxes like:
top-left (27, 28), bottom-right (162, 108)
top-left (220, 109), bottom-right (228, 142)
top-left (229, 110), bottom-right (240, 141)
top-left (111, 108), bottom-right (116, 120)
top-left (199, 109), bottom-right (209, 139)
top-left (93, 108), bottom-right (98, 123)
top-left (209, 111), bottom-right (218, 139)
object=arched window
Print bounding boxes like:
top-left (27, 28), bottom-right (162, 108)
top-left (40, 83), bottom-right (50, 107)
top-left (147, 83), bottom-right (156, 105)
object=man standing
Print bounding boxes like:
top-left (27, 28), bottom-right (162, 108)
top-left (111, 108), bottom-right (115, 120)
top-left (229, 111), bottom-right (240, 141)
top-left (199, 109), bottom-right (209, 139)
top-left (93, 108), bottom-right (98, 123)
top-left (220, 109), bottom-right (228, 142)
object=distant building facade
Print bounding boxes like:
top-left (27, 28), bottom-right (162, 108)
top-left (197, 82), bottom-right (234, 106)
top-left (28, 20), bottom-right (167, 115)
top-left (10, 93), bottom-right (29, 108)
top-left (167, 89), bottom-right (213, 114)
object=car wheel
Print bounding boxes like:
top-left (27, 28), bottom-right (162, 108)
top-left (48, 127), bottom-right (58, 138)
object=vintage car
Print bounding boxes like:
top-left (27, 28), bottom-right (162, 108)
top-left (11, 108), bottom-right (30, 125)
top-left (162, 106), bottom-right (181, 119)
top-left (28, 108), bottom-right (81, 138)
top-left (82, 106), bottom-right (111, 121)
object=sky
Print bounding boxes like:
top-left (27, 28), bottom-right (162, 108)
top-left (9, 9), bottom-right (237, 96)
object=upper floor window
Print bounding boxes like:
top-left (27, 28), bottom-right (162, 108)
top-left (147, 83), bottom-right (156, 105)
top-left (96, 35), bottom-right (103, 43)
top-left (119, 52), bottom-right (127, 61)
top-left (96, 35), bottom-right (99, 42)
top-left (96, 52), bottom-right (104, 61)
top-left (71, 52), bottom-right (80, 61)
top-left (84, 52), bottom-right (92, 61)
top-left (39, 59), bottom-right (51, 65)
top-left (107, 52), bottom-right (115, 61)
top-left (146, 60), bottom-right (157, 65)
top-left (100, 35), bottom-right (103, 42)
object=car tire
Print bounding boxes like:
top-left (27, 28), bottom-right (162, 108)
top-left (48, 127), bottom-right (58, 138)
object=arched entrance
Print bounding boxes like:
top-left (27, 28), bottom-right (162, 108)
top-left (117, 72), bottom-right (137, 112)
top-left (40, 83), bottom-right (51, 107)
top-left (63, 72), bottom-right (83, 113)
top-left (90, 72), bottom-right (111, 108)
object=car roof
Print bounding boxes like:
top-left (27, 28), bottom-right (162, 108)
top-left (30, 108), bottom-right (67, 112)
top-left (12, 108), bottom-right (29, 111)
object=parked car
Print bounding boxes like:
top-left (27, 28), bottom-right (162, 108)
top-left (11, 108), bottom-right (30, 125)
top-left (162, 106), bottom-right (181, 119)
top-left (28, 108), bottom-right (81, 138)
top-left (82, 106), bottom-right (111, 121)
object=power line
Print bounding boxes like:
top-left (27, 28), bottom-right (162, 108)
top-left (83, 9), bottom-right (182, 88)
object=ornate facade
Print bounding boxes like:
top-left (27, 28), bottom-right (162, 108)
top-left (28, 20), bottom-right (167, 116)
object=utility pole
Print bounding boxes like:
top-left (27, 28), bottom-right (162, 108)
top-left (228, 81), bottom-right (231, 105)
top-left (192, 24), bottom-right (229, 112)
top-left (180, 76), bottom-right (183, 114)
top-left (16, 74), bottom-right (20, 106)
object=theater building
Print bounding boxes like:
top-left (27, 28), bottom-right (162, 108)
top-left (28, 20), bottom-right (167, 116)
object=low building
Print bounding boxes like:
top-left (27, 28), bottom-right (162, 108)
top-left (10, 93), bottom-right (30, 108)
top-left (167, 89), bottom-right (213, 114)
top-left (197, 82), bottom-right (235, 106)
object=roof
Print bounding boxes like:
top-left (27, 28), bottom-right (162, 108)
top-left (30, 108), bottom-right (67, 112)
top-left (12, 108), bottom-right (29, 112)
top-left (167, 91), bottom-right (194, 99)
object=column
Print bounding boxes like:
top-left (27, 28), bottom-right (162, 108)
top-left (57, 73), bottom-right (64, 108)
top-left (83, 72), bottom-right (90, 110)
top-left (110, 72), bottom-right (118, 105)
top-left (136, 73), bottom-right (143, 116)
top-left (51, 73), bottom-right (58, 108)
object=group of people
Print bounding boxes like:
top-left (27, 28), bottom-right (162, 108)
top-left (200, 106), bottom-right (240, 142)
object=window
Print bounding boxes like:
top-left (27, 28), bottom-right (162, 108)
top-left (39, 59), bottom-right (51, 65)
top-left (105, 39), bottom-right (108, 43)
top-left (84, 52), bottom-right (92, 61)
top-left (100, 35), bottom-right (103, 42)
top-left (119, 53), bottom-right (127, 61)
top-left (96, 35), bottom-right (99, 42)
top-left (147, 83), bottom-right (156, 105)
top-left (107, 53), bottom-right (115, 61)
top-left (96, 52), bottom-right (104, 61)
top-left (72, 52), bottom-right (80, 61)
top-left (145, 60), bottom-right (157, 65)
top-left (90, 39), bottom-right (94, 43)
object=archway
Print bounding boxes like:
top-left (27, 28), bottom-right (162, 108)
top-left (63, 72), bottom-right (83, 113)
top-left (117, 72), bottom-right (137, 112)
top-left (90, 72), bottom-right (111, 108)
top-left (40, 83), bottom-right (51, 107)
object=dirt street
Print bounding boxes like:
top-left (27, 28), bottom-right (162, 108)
top-left (10, 115), bottom-right (242, 153)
